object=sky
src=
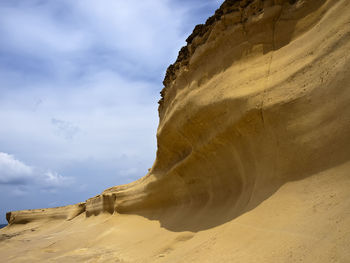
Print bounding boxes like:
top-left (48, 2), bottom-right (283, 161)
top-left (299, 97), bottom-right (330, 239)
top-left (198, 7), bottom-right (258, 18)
top-left (0, 0), bottom-right (224, 223)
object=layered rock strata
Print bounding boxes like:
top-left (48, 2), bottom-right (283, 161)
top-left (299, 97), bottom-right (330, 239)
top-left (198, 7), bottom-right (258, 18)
top-left (6, 203), bottom-right (85, 225)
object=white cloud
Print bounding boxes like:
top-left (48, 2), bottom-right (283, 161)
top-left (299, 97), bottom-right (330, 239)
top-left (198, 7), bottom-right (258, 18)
top-left (0, 0), bottom-right (188, 79)
top-left (43, 171), bottom-right (74, 188)
top-left (69, 0), bottom-right (186, 62)
top-left (0, 4), bottom-right (88, 55)
top-left (0, 152), bottom-right (73, 190)
top-left (0, 152), bottom-right (33, 184)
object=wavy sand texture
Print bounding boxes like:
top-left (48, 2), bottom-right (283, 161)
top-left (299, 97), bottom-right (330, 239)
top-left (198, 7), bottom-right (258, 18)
top-left (1, 0), bottom-right (350, 262)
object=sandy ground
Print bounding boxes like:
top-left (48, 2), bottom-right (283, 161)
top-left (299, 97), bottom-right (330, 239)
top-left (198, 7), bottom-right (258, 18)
top-left (1, 0), bottom-right (350, 262)
top-left (1, 162), bottom-right (350, 262)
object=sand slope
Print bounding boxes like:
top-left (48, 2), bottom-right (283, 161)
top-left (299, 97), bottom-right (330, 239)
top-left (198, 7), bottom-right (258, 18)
top-left (1, 0), bottom-right (350, 262)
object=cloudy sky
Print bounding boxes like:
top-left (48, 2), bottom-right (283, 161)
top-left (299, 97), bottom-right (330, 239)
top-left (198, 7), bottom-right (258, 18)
top-left (0, 0), bottom-right (223, 223)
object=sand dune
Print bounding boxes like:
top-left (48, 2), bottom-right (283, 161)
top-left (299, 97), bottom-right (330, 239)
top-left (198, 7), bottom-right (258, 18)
top-left (1, 0), bottom-right (350, 262)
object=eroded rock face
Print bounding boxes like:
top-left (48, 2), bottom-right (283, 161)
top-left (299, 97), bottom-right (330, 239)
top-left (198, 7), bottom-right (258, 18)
top-left (6, 203), bottom-right (85, 225)
top-left (85, 194), bottom-right (116, 217)
top-left (2, 1), bottom-right (350, 262)
top-left (102, 0), bottom-right (350, 230)
top-left (5, 0), bottom-right (350, 233)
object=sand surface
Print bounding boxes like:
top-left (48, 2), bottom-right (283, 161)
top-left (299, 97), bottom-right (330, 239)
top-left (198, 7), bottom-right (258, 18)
top-left (1, 0), bottom-right (350, 262)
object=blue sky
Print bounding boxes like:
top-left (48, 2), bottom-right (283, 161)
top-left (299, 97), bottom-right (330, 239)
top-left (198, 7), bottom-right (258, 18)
top-left (0, 0), bottom-right (223, 223)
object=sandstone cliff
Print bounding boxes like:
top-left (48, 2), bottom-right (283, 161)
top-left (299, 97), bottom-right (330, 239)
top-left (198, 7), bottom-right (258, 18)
top-left (1, 0), bottom-right (350, 262)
